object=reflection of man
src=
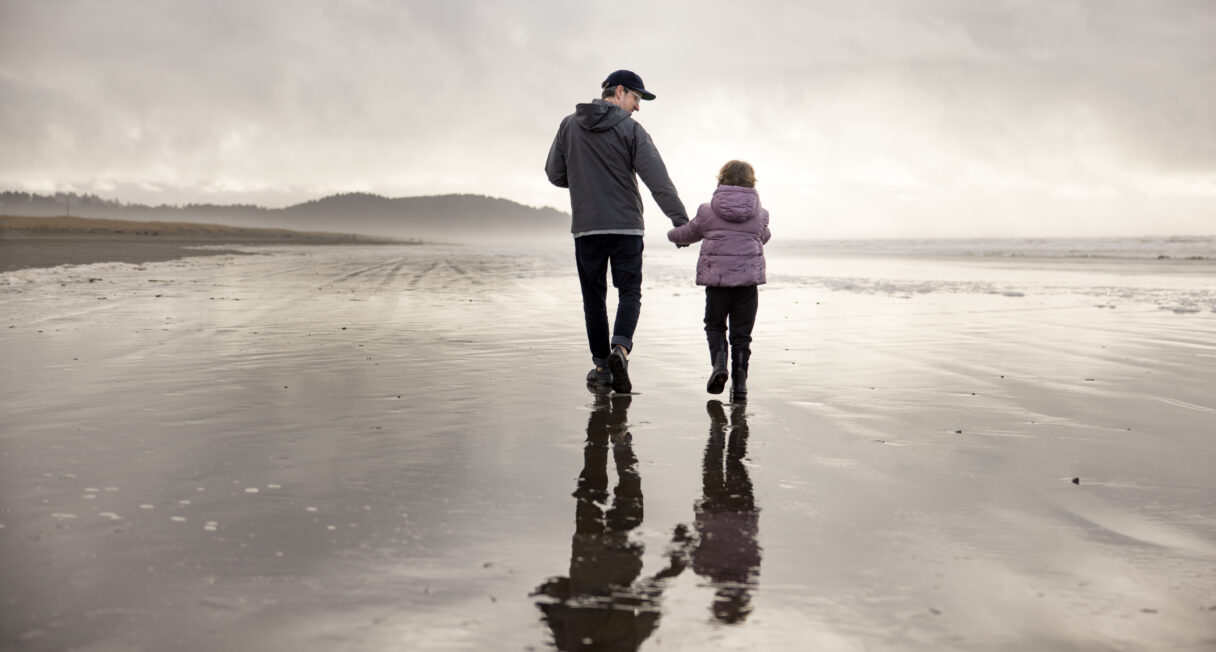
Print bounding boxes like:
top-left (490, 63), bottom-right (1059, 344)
top-left (692, 400), bottom-right (762, 624)
top-left (532, 392), bottom-right (688, 651)
top-left (546, 69), bottom-right (689, 394)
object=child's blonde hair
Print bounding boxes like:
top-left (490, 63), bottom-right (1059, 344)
top-left (717, 160), bottom-right (756, 188)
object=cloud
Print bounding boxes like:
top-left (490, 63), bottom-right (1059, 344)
top-left (1, 0), bottom-right (1213, 236)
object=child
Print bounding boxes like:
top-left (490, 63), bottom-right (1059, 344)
top-left (667, 161), bottom-right (771, 401)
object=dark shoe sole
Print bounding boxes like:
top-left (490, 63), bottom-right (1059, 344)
top-left (607, 348), bottom-right (631, 394)
top-left (706, 370), bottom-right (728, 394)
top-left (583, 369), bottom-right (612, 384)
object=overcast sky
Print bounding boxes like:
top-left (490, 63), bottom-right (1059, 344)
top-left (2, 0), bottom-right (1213, 238)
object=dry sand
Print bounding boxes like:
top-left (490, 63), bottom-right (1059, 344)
top-left (1, 240), bottom-right (1213, 650)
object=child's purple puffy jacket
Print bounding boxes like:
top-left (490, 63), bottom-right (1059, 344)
top-left (667, 185), bottom-right (771, 287)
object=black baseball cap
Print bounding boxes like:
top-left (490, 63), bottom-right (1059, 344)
top-left (601, 69), bottom-right (656, 100)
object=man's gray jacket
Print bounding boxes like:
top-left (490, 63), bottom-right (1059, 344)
top-left (546, 99), bottom-right (688, 234)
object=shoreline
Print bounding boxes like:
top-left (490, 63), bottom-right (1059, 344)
top-left (0, 215), bottom-right (405, 271)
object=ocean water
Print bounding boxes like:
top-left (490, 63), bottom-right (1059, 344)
top-left (748, 236), bottom-right (1216, 314)
top-left (769, 235), bottom-right (1216, 260)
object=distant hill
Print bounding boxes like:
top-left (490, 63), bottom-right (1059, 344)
top-left (0, 191), bottom-right (571, 243)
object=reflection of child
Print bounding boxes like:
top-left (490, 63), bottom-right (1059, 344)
top-left (667, 161), bottom-right (771, 401)
top-left (692, 400), bottom-right (761, 624)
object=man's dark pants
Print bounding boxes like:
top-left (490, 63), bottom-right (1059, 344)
top-left (575, 234), bottom-right (644, 366)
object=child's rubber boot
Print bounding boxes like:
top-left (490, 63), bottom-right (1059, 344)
top-left (730, 347), bottom-right (750, 402)
top-left (707, 332), bottom-right (728, 394)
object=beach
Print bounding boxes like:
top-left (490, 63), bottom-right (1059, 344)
top-left (0, 216), bottom-right (385, 272)
top-left (1, 238), bottom-right (1214, 651)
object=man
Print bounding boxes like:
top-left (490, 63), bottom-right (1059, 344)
top-left (546, 69), bottom-right (689, 393)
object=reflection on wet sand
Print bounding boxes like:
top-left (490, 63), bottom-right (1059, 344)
top-left (692, 400), bottom-right (762, 624)
top-left (532, 392), bottom-right (688, 651)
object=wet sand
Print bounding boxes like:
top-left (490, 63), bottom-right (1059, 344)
top-left (1, 242), bottom-right (1214, 650)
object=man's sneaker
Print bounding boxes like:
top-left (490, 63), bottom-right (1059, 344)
top-left (607, 346), bottom-right (632, 394)
top-left (586, 366), bottom-right (613, 387)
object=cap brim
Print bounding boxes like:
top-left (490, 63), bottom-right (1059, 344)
top-left (638, 89), bottom-right (656, 101)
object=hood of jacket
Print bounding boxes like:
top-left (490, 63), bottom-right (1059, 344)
top-left (575, 99), bottom-right (631, 132)
top-left (710, 185), bottom-right (760, 223)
